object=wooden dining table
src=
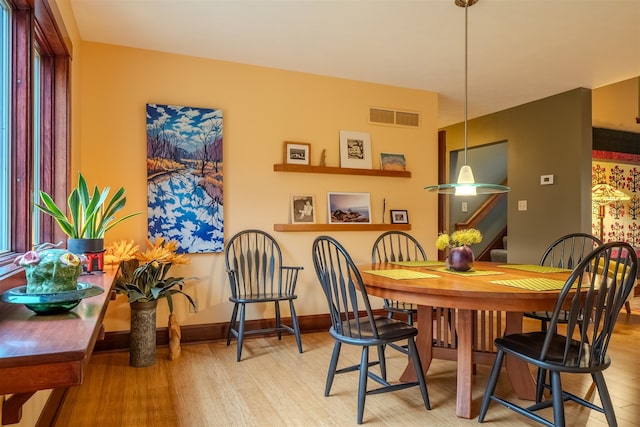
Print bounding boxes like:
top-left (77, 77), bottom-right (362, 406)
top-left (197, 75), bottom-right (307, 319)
top-left (358, 260), bottom-right (573, 419)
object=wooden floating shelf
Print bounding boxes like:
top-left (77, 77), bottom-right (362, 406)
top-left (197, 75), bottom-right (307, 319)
top-left (273, 164), bottom-right (411, 178)
top-left (273, 224), bottom-right (411, 232)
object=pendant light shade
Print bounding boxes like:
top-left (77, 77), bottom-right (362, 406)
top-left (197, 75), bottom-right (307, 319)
top-left (425, 0), bottom-right (510, 196)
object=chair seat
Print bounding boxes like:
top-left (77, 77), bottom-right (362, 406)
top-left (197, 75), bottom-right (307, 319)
top-left (331, 316), bottom-right (418, 345)
top-left (230, 294), bottom-right (297, 303)
top-left (496, 332), bottom-right (611, 372)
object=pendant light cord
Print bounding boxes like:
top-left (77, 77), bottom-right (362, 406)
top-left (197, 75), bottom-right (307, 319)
top-left (463, 1), bottom-right (469, 165)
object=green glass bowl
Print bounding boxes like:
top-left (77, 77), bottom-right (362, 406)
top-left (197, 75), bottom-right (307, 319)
top-left (0, 282), bottom-right (104, 315)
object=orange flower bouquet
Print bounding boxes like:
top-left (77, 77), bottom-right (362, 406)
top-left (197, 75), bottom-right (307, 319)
top-left (105, 238), bottom-right (196, 313)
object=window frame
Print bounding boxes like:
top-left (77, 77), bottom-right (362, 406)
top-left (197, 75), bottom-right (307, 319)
top-left (0, 0), bottom-right (70, 275)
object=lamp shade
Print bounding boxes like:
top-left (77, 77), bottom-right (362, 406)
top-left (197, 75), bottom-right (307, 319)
top-left (592, 183), bottom-right (630, 204)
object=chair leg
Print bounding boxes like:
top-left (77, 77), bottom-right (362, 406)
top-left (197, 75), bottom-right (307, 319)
top-left (407, 338), bottom-right (431, 410)
top-left (289, 300), bottom-right (303, 353)
top-left (226, 303), bottom-right (238, 346)
top-left (325, 342), bottom-right (341, 396)
top-left (478, 349), bottom-right (505, 422)
top-left (535, 367), bottom-right (547, 403)
top-left (377, 345), bottom-right (387, 380)
top-left (236, 304), bottom-right (246, 362)
top-left (275, 301), bottom-right (282, 340)
top-left (625, 300), bottom-right (631, 314)
top-left (357, 346), bottom-right (370, 424)
top-left (550, 371), bottom-right (565, 426)
top-left (593, 372), bottom-right (618, 427)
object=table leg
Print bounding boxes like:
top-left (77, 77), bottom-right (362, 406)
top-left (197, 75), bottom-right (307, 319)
top-left (399, 305), bottom-right (433, 382)
top-left (456, 309), bottom-right (473, 418)
top-left (504, 311), bottom-right (536, 400)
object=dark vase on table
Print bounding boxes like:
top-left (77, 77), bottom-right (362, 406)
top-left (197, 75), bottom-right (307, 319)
top-left (448, 246), bottom-right (474, 271)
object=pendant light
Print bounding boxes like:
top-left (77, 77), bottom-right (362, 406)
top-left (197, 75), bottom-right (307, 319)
top-left (425, 0), bottom-right (510, 196)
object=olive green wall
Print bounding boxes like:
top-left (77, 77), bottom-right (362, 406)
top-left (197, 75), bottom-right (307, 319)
top-left (443, 88), bottom-right (593, 263)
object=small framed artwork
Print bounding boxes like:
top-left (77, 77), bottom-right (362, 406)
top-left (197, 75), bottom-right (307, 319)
top-left (380, 153), bottom-right (406, 171)
top-left (283, 141), bottom-right (311, 165)
top-left (339, 130), bottom-right (372, 169)
top-left (290, 195), bottom-right (316, 224)
top-left (390, 209), bottom-right (409, 224)
top-left (327, 192), bottom-right (371, 224)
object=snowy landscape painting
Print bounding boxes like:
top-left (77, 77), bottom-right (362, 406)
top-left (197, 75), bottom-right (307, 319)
top-left (146, 103), bottom-right (224, 253)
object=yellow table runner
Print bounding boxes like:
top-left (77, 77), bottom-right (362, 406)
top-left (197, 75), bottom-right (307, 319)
top-left (390, 260), bottom-right (446, 267)
top-left (363, 269), bottom-right (440, 280)
top-left (498, 264), bottom-right (571, 274)
top-left (491, 278), bottom-right (567, 291)
top-left (431, 267), bottom-right (505, 276)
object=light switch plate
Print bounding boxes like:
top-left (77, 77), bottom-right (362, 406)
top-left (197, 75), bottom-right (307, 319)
top-left (461, 202), bottom-right (468, 213)
top-left (518, 200), bottom-right (528, 211)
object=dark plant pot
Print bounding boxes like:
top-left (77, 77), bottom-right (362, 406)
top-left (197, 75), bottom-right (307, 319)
top-left (129, 299), bottom-right (158, 368)
top-left (448, 246), bottom-right (474, 271)
top-left (67, 238), bottom-right (105, 272)
top-left (67, 238), bottom-right (104, 254)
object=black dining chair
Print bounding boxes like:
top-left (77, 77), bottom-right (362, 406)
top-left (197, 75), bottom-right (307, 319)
top-left (371, 231), bottom-right (457, 354)
top-left (371, 231), bottom-right (427, 326)
top-left (523, 232), bottom-right (603, 332)
top-left (225, 229), bottom-right (303, 361)
top-left (479, 241), bottom-right (638, 427)
top-left (312, 235), bottom-right (431, 424)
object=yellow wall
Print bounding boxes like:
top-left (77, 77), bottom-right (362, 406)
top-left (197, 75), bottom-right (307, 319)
top-left (76, 42), bottom-right (440, 331)
top-left (593, 76), bottom-right (639, 133)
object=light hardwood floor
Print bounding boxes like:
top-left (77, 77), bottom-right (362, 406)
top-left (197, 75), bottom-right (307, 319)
top-left (54, 305), bottom-right (640, 426)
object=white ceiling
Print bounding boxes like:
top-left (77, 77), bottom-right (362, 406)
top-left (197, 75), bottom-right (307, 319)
top-left (69, 0), bottom-right (640, 127)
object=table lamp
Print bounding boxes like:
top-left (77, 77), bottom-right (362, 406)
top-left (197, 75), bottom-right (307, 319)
top-left (592, 183), bottom-right (630, 241)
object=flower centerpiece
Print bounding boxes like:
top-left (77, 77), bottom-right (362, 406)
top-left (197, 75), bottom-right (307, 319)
top-left (105, 237), bottom-right (196, 367)
top-left (435, 228), bottom-right (483, 271)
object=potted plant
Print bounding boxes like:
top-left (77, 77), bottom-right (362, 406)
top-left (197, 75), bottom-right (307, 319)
top-left (105, 238), bottom-right (197, 367)
top-left (435, 228), bottom-right (483, 271)
top-left (35, 172), bottom-right (139, 255)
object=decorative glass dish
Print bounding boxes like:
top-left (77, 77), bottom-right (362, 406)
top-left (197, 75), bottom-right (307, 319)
top-left (0, 282), bottom-right (104, 314)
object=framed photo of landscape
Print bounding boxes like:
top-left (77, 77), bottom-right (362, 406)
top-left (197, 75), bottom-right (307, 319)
top-left (283, 141), bottom-right (311, 165)
top-left (327, 192), bottom-right (371, 224)
top-left (380, 153), bottom-right (406, 171)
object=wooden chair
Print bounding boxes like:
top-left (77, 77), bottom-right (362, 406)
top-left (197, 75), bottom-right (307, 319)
top-left (312, 235), bottom-right (430, 424)
top-left (479, 242), bottom-right (638, 426)
top-left (523, 232), bottom-right (602, 331)
top-left (225, 229), bottom-right (303, 361)
top-left (371, 231), bottom-right (457, 354)
top-left (371, 231), bottom-right (427, 326)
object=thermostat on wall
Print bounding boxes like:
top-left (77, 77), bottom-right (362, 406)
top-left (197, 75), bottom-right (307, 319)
top-left (540, 174), bottom-right (554, 185)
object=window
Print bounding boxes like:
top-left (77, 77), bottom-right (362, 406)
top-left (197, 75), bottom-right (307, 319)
top-left (0, 0), bottom-right (71, 271)
top-left (0, 0), bottom-right (10, 254)
top-left (32, 50), bottom-right (41, 243)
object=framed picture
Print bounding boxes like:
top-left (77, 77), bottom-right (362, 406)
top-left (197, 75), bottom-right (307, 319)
top-left (283, 141), bottom-right (311, 165)
top-left (290, 195), bottom-right (316, 224)
top-left (327, 192), bottom-right (371, 224)
top-left (339, 130), bottom-right (372, 169)
top-left (390, 209), bottom-right (409, 224)
top-left (380, 153), bottom-right (406, 171)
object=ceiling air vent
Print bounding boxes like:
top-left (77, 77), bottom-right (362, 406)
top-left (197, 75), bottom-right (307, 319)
top-left (369, 108), bottom-right (420, 128)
